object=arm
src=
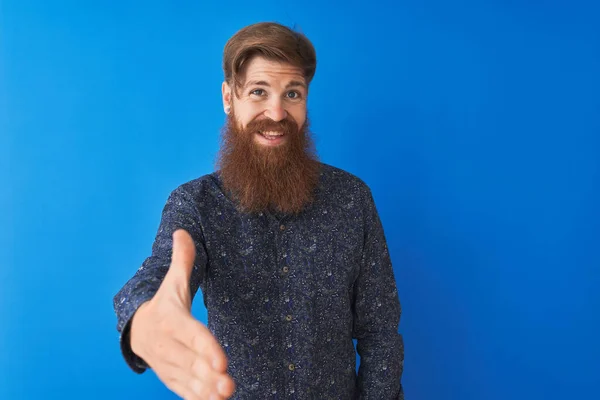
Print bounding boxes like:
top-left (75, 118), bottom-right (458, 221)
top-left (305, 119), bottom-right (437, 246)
top-left (112, 185), bottom-right (208, 373)
top-left (353, 186), bottom-right (404, 399)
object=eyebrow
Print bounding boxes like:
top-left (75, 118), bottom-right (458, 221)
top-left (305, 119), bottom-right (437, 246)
top-left (245, 80), bottom-right (307, 90)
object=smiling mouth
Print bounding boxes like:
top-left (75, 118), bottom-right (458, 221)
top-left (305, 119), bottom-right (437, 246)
top-left (258, 130), bottom-right (285, 140)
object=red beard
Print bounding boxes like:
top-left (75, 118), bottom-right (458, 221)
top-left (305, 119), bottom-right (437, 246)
top-left (216, 109), bottom-right (321, 215)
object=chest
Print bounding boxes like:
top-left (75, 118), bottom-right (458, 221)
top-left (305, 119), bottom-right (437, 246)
top-left (200, 206), bottom-right (365, 298)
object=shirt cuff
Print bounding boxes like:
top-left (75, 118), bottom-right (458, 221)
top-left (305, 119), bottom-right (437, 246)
top-left (119, 316), bottom-right (149, 374)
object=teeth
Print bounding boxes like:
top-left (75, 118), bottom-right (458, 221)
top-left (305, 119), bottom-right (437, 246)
top-left (260, 131), bottom-right (283, 137)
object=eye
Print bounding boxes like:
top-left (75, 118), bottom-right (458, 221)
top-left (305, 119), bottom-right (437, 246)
top-left (250, 88), bottom-right (266, 96)
top-left (286, 91), bottom-right (302, 99)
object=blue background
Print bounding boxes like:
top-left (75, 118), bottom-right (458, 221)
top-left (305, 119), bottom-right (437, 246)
top-left (2, 0), bottom-right (599, 399)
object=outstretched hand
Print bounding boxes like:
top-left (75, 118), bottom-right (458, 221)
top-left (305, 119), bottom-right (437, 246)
top-left (130, 229), bottom-right (235, 399)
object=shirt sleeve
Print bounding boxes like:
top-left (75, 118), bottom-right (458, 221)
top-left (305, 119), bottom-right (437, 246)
top-left (353, 185), bottom-right (404, 399)
top-left (112, 184), bottom-right (208, 373)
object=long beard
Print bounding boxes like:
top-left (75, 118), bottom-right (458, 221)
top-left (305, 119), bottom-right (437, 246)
top-left (216, 109), bottom-right (321, 215)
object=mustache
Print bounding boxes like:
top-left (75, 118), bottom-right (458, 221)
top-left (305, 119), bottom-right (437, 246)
top-left (244, 116), bottom-right (299, 135)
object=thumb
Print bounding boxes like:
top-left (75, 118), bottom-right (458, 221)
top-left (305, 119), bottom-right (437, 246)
top-left (166, 229), bottom-right (196, 290)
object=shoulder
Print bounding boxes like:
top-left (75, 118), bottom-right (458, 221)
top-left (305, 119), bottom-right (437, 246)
top-left (166, 171), bottom-right (223, 202)
top-left (318, 163), bottom-right (372, 196)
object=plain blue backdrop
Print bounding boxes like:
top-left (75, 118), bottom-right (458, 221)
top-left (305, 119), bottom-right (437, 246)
top-left (2, 0), bottom-right (599, 399)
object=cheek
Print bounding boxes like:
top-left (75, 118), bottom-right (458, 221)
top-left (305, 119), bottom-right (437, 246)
top-left (238, 106), bottom-right (266, 129)
top-left (235, 114), bottom-right (254, 131)
top-left (290, 107), bottom-right (307, 129)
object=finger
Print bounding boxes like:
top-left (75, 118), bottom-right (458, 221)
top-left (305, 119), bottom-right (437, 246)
top-left (188, 356), bottom-right (235, 399)
top-left (161, 373), bottom-right (202, 400)
top-left (155, 354), bottom-right (210, 400)
top-left (184, 369), bottom-right (230, 400)
top-left (165, 364), bottom-right (225, 400)
top-left (172, 317), bottom-right (230, 373)
top-left (158, 336), bottom-right (233, 398)
top-left (153, 367), bottom-right (200, 400)
top-left (168, 229), bottom-right (197, 284)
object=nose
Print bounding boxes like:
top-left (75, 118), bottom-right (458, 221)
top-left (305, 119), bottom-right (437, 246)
top-left (264, 98), bottom-right (288, 122)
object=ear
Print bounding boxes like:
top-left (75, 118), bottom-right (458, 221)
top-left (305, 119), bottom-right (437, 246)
top-left (222, 81), bottom-right (232, 114)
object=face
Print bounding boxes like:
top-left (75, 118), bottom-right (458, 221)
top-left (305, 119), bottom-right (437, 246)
top-left (216, 56), bottom-right (321, 215)
top-left (221, 57), bottom-right (308, 147)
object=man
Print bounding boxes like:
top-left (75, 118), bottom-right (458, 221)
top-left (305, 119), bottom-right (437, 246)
top-left (113, 22), bottom-right (404, 399)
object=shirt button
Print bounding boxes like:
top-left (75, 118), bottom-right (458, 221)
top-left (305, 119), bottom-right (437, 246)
top-left (283, 266), bottom-right (289, 273)
top-left (288, 363), bottom-right (295, 371)
top-left (285, 314), bottom-right (293, 321)
top-left (280, 224), bottom-right (286, 231)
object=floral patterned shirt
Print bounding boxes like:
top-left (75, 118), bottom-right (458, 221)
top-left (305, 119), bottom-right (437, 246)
top-left (113, 163), bottom-right (404, 399)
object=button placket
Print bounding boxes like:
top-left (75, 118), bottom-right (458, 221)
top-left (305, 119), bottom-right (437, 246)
top-left (276, 218), bottom-right (297, 395)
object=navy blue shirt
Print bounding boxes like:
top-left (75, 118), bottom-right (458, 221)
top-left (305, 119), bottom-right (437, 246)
top-left (113, 163), bottom-right (404, 399)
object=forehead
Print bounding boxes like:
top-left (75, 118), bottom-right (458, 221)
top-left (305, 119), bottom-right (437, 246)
top-left (242, 56), bottom-right (305, 86)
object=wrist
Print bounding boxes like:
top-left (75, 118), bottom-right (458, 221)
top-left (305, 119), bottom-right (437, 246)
top-left (130, 301), bottom-right (151, 355)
